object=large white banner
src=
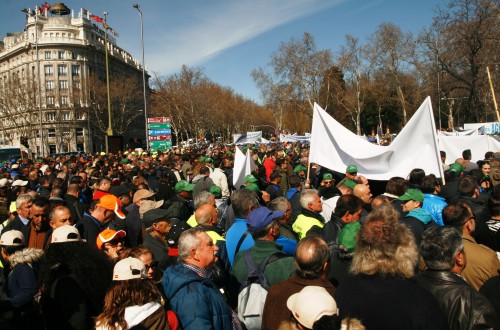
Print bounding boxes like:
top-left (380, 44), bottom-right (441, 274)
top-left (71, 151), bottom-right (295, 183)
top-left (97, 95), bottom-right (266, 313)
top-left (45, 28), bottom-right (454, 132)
top-left (309, 97), bottom-right (444, 180)
top-left (233, 131), bottom-right (263, 145)
top-left (279, 133), bottom-right (311, 143)
top-left (232, 147), bottom-right (257, 188)
top-left (438, 135), bottom-right (500, 163)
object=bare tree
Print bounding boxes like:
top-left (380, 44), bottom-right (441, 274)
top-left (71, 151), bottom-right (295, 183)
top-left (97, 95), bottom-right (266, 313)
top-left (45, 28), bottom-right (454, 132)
top-left (252, 32), bottom-right (333, 121)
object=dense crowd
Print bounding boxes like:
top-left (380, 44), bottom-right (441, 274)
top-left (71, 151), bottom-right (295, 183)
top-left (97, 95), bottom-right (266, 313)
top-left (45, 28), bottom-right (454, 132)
top-left (0, 144), bottom-right (499, 329)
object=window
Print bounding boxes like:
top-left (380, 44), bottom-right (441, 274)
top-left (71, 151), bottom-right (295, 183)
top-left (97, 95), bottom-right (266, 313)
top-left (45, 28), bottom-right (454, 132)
top-left (71, 65), bottom-right (80, 77)
top-left (44, 51), bottom-right (51, 59)
top-left (61, 111), bottom-right (71, 120)
top-left (46, 97), bottom-right (55, 106)
top-left (48, 129), bottom-right (56, 138)
top-left (75, 111), bottom-right (85, 120)
top-left (46, 112), bottom-right (56, 121)
top-left (76, 127), bottom-right (84, 137)
top-left (57, 64), bottom-right (67, 76)
top-left (58, 51), bottom-right (65, 60)
top-left (59, 80), bottom-right (68, 90)
top-left (72, 52), bottom-right (78, 60)
top-left (72, 81), bottom-right (81, 90)
top-left (45, 80), bottom-right (54, 90)
top-left (61, 96), bottom-right (69, 106)
top-left (44, 65), bottom-right (53, 76)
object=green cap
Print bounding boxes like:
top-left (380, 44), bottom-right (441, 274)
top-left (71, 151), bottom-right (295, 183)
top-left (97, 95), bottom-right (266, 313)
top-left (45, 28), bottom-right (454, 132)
top-left (175, 180), bottom-right (195, 193)
top-left (339, 221), bottom-right (361, 253)
top-left (209, 185), bottom-right (222, 199)
top-left (245, 174), bottom-right (258, 183)
top-left (398, 188), bottom-right (424, 203)
top-left (343, 179), bottom-right (357, 189)
top-left (449, 162), bottom-right (463, 175)
top-left (245, 183), bottom-right (261, 194)
top-left (200, 157), bottom-right (207, 162)
top-left (346, 165), bottom-right (358, 173)
top-left (323, 173), bottom-right (333, 181)
top-left (294, 165), bottom-right (307, 174)
top-left (205, 157), bottom-right (213, 163)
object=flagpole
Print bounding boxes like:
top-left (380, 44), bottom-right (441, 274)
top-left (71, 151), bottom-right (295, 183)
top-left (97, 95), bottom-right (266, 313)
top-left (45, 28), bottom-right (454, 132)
top-left (486, 66), bottom-right (500, 124)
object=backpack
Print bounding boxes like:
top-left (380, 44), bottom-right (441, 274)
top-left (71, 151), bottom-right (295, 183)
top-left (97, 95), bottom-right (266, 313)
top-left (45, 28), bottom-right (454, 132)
top-left (237, 249), bottom-right (286, 330)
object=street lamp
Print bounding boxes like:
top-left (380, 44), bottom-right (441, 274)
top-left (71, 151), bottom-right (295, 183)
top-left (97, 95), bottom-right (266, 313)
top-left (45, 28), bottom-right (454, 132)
top-left (133, 4), bottom-right (148, 151)
top-left (104, 12), bottom-right (113, 142)
top-left (21, 8), bottom-right (44, 157)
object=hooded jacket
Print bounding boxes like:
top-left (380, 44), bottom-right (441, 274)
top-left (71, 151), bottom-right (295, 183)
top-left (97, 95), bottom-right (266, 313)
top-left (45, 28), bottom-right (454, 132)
top-left (1, 248), bottom-right (43, 311)
top-left (403, 208), bottom-right (437, 244)
top-left (162, 263), bottom-right (232, 330)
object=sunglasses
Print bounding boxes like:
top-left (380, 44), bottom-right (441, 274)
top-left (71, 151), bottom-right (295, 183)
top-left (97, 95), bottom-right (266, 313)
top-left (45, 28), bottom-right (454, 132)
top-left (145, 260), bottom-right (159, 270)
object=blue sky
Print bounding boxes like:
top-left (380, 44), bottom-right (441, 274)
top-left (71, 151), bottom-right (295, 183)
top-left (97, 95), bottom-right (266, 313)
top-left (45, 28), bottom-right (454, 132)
top-left (1, 0), bottom-right (439, 103)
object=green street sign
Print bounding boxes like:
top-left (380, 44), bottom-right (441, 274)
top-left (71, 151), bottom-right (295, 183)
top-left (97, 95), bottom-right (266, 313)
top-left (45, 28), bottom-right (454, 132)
top-left (148, 123), bottom-right (171, 129)
top-left (150, 141), bottom-right (172, 147)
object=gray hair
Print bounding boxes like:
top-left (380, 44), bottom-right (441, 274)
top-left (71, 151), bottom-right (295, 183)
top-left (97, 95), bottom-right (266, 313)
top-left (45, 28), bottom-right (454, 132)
top-left (300, 189), bottom-right (319, 209)
top-left (232, 189), bottom-right (259, 218)
top-left (178, 227), bottom-right (205, 261)
top-left (420, 226), bottom-right (463, 271)
top-left (194, 191), bottom-right (213, 210)
top-left (268, 197), bottom-right (289, 213)
top-left (16, 194), bottom-right (33, 210)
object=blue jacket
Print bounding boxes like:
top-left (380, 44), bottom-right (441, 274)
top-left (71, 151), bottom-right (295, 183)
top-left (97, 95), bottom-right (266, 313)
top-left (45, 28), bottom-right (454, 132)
top-left (163, 264), bottom-right (232, 330)
top-left (422, 194), bottom-right (447, 226)
top-left (225, 218), bottom-right (254, 265)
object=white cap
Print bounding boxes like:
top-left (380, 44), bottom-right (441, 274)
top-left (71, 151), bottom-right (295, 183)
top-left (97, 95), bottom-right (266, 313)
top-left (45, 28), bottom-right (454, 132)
top-left (287, 286), bottom-right (339, 329)
top-left (0, 230), bottom-right (25, 246)
top-left (113, 257), bottom-right (146, 281)
top-left (11, 164), bottom-right (19, 170)
top-left (11, 180), bottom-right (28, 187)
top-left (51, 225), bottom-right (81, 243)
top-left (0, 178), bottom-right (11, 187)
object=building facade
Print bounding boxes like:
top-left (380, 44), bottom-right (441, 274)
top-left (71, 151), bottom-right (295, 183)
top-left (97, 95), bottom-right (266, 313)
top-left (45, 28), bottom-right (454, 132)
top-left (0, 4), bottom-right (147, 156)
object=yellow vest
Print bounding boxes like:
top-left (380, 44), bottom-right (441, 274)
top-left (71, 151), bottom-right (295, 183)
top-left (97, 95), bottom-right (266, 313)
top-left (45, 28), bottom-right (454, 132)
top-left (292, 214), bottom-right (324, 240)
top-left (186, 214), bottom-right (197, 227)
top-left (205, 230), bottom-right (225, 245)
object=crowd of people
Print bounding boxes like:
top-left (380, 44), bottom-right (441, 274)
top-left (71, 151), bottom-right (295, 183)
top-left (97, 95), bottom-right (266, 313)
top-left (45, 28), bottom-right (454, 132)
top-left (0, 144), bottom-right (499, 329)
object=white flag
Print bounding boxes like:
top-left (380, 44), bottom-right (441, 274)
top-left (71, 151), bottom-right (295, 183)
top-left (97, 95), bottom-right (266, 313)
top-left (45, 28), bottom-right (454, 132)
top-left (309, 97), bottom-right (444, 180)
top-left (232, 148), bottom-right (257, 188)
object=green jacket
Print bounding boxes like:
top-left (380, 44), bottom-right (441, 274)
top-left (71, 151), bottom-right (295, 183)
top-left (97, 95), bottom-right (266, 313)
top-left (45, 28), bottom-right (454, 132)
top-left (231, 240), bottom-right (294, 287)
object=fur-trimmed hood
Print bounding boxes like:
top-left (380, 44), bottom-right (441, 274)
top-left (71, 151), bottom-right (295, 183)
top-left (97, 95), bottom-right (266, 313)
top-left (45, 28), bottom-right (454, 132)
top-left (9, 248), bottom-right (44, 268)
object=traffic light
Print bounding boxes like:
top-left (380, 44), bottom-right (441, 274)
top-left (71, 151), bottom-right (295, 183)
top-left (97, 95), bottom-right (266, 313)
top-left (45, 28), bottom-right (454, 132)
top-left (20, 136), bottom-right (29, 148)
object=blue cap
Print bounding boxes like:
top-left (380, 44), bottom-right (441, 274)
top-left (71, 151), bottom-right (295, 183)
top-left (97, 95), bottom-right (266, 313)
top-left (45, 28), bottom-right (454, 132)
top-left (246, 206), bottom-right (284, 232)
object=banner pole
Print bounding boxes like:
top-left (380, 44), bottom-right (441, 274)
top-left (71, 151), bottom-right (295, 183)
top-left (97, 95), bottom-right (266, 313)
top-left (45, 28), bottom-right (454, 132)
top-left (486, 66), bottom-right (500, 123)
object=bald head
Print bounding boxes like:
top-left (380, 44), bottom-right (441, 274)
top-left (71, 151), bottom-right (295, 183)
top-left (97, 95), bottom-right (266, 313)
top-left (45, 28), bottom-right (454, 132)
top-left (195, 204), bottom-right (218, 226)
top-left (294, 236), bottom-right (329, 279)
top-left (353, 184), bottom-right (373, 205)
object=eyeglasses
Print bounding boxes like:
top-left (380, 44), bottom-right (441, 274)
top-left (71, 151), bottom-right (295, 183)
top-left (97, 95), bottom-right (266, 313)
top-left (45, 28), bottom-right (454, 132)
top-left (106, 239), bottom-right (123, 246)
top-left (144, 261), bottom-right (158, 270)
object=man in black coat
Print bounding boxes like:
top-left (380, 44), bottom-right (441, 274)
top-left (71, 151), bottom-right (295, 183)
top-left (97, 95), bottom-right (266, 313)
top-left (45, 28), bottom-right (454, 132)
top-left (416, 226), bottom-right (499, 329)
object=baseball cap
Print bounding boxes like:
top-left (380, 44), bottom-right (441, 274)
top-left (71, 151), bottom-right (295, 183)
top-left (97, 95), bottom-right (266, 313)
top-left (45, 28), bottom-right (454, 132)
top-left (143, 208), bottom-right (170, 228)
top-left (245, 183), bottom-right (261, 194)
top-left (343, 179), bottom-right (357, 190)
top-left (245, 174), bottom-right (258, 183)
top-left (110, 185), bottom-right (132, 198)
top-left (0, 230), bottom-right (24, 246)
top-left (11, 164), bottom-right (19, 170)
top-left (113, 257), bottom-right (146, 281)
top-left (166, 218), bottom-right (190, 247)
top-left (209, 185), bottom-right (222, 199)
top-left (133, 189), bottom-right (155, 203)
top-left (175, 180), bottom-right (195, 193)
top-left (323, 173), bottom-right (333, 181)
top-left (449, 162), bottom-right (463, 175)
top-left (294, 165), bottom-right (307, 174)
top-left (96, 229), bottom-right (126, 250)
top-left (346, 165), bottom-right (358, 173)
top-left (0, 178), bottom-right (11, 187)
top-left (398, 188), bottom-right (424, 203)
top-left (287, 286), bottom-right (339, 329)
top-left (97, 195), bottom-right (126, 219)
top-left (246, 206), bottom-right (283, 232)
top-left (11, 179), bottom-right (28, 187)
top-left (51, 225), bottom-right (81, 243)
top-left (270, 172), bottom-right (281, 181)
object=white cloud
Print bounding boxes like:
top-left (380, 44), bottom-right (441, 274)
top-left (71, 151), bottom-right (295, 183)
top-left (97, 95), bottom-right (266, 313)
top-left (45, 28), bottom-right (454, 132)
top-left (147, 0), bottom-right (343, 74)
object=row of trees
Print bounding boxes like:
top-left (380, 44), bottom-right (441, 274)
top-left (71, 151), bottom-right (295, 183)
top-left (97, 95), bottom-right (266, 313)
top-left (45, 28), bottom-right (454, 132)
top-left (252, 0), bottom-right (500, 134)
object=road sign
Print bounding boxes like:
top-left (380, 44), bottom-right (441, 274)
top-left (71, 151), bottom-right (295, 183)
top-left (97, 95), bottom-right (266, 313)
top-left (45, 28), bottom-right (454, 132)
top-left (149, 135), bottom-right (171, 141)
top-left (147, 117), bottom-right (170, 124)
top-left (149, 129), bottom-right (171, 135)
top-left (148, 123), bottom-right (171, 129)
